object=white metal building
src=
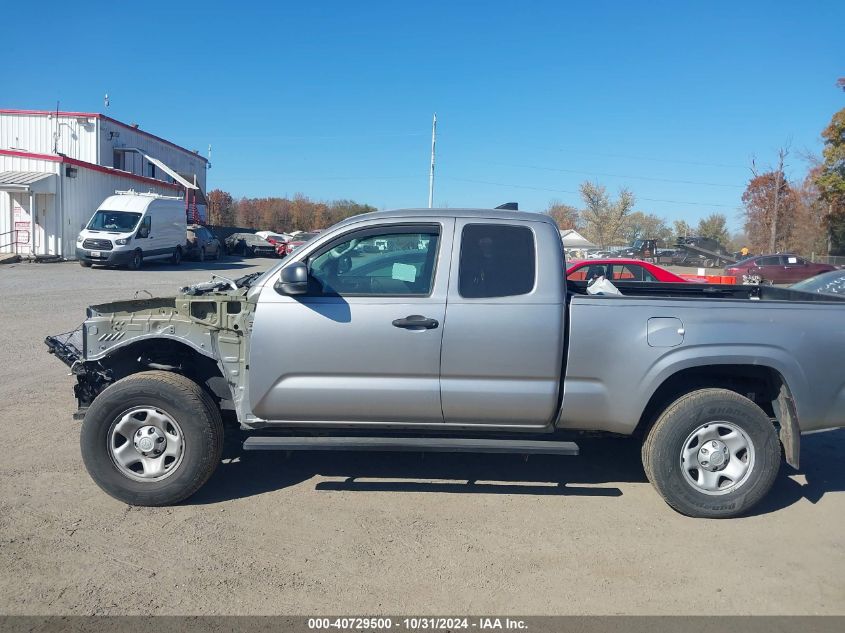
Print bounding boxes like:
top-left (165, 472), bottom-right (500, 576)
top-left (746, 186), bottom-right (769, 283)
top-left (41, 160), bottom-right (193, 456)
top-left (0, 109), bottom-right (208, 258)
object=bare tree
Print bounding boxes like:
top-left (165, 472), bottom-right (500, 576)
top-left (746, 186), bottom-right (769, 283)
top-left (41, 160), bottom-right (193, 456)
top-left (751, 146), bottom-right (789, 253)
top-left (579, 182), bottom-right (635, 248)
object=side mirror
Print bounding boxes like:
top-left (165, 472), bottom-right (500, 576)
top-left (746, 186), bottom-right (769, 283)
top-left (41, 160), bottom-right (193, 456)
top-left (277, 261), bottom-right (309, 295)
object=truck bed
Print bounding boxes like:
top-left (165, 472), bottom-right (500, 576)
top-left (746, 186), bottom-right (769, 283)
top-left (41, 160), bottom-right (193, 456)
top-left (567, 280), bottom-right (845, 303)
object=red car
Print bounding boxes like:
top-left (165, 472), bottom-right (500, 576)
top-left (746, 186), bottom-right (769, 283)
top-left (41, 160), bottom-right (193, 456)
top-left (725, 255), bottom-right (835, 284)
top-left (284, 231), bottom-right (322, 255)
top-left (566, 258), bottom-right (688, 283)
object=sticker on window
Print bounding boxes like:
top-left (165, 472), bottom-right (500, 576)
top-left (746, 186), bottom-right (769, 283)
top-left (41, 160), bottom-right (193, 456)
top-left (787, 257), bottom-right (798, 264)
top-left (392, 263), bottom-right (417, 283)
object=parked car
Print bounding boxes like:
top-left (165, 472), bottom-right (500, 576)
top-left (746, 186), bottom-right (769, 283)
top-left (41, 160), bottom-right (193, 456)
top-left (725, 255), bottom-right (835, 284)
top-left (284, 231), bottom-right (321, 255)
top-left (566, 258), bottom-right (688, 282)
top-left (790, 270), bottom-right (845, 296)
top-left (224, 233), bottom-right (277, 258)
top-left (46, 207), bottom-right (845, 518)
top-left (185, 225), bottom-right (222, 261)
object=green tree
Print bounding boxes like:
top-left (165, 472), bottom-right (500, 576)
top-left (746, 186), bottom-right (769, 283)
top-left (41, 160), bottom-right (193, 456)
top-left (621, 211), bottom-right (671, 245)
top-left (814, 107), bottom-right (845, 253)
top-left (697, 213), bottom-right (730, 245)
top-left (579, 182), bottom-right (634, 248)
top-left (673, 219), bottom-right (693, 240)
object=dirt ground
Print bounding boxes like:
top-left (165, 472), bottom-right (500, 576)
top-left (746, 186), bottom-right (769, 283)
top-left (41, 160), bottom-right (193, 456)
top-left (0, 258), bottom-right (843, 615)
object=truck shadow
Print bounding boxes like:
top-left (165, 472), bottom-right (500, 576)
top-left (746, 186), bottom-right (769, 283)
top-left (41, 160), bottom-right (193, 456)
top-left (189, 429), bottom-right (845, 514)
top-left (189, 436), bottom-right (644, 504)
top-left (751, 428), bottom-right (845, 516)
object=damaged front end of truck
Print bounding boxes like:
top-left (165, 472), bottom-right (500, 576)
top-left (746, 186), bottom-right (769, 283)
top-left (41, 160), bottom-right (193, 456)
top-left (45, 273), bottom-right (260, 423)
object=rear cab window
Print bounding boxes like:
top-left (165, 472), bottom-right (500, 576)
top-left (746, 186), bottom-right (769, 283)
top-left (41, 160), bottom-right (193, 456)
top-left (458, 224), bottom-right (535, 298)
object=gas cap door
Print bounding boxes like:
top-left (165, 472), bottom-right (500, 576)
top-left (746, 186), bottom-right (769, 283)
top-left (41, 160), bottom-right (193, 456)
top-left (647, 317), bottom-right (685, 347)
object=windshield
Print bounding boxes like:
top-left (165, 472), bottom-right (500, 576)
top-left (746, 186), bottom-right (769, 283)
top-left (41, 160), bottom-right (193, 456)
top-left (791, 271), bottom-right (845, 295)
top-left (632, 239), bottom-right (644, 249)
top-left (87, 210), bottom-right (142, 232)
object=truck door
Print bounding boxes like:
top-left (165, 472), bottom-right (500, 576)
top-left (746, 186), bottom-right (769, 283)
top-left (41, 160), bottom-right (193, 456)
top-left (440, 220), bottom-right (566, 427)
top-left (249, 220), bottom-right (452, 424)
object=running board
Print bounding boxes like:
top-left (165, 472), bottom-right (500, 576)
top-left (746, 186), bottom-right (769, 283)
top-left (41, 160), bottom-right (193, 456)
top-left (242, 436), bottom-right (579, 455)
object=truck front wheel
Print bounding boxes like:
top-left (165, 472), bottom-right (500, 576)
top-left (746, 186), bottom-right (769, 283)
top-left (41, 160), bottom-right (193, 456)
top-left (642, 388), bottom-right (781, 518)
top-left (80, 371), bottom-right (223, 506)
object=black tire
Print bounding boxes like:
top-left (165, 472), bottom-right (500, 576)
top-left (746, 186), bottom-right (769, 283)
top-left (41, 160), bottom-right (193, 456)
top-left (127, 249), bottom-right (143, 270)
top-left (642, 388), bottom-right (781, 518)
top-left (80, 371), bottom-right (224, 506)
top-left (79, 260), bottom-right (92, 268)
top-left (171, 247), bottom-right (182, 266)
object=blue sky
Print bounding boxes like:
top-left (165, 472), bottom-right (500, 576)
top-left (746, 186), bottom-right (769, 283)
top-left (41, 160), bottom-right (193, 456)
top-left (4, 0), bottom-right (844, 230)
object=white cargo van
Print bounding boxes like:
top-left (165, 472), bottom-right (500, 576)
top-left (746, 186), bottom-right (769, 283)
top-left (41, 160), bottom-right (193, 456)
top-left (76, 191), bottom-right (186, 269)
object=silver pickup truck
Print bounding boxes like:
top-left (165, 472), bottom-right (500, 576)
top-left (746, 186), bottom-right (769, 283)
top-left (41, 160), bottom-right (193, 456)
top-left (46, 208), bottom-right (845, 517)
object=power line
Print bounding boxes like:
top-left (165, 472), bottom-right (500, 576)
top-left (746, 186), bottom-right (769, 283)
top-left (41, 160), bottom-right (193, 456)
top-left (436, 134), bottom-right (748, 170)
top-left (473, 159), bottom-right (745, 189)
top-left (441, 176), bottom-right (738, 209)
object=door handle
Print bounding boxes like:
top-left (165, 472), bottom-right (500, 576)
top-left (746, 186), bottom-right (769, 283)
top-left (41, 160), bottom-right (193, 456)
top-left (392, 315), bottom-right (439, 330)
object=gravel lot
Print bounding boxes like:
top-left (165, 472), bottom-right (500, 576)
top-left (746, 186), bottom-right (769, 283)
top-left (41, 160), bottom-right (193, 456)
top-left (0, 258), bottom-right (843, 615)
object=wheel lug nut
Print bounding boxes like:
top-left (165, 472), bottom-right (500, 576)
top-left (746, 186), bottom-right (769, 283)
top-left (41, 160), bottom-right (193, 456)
top-left (712, 441), bottom-right (718, 448)
top-left (701, 448), bottom-right (709, 454)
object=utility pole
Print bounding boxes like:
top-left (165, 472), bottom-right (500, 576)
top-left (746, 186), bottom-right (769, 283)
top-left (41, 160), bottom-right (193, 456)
top-left (428, 113), bottom-right (437, 208)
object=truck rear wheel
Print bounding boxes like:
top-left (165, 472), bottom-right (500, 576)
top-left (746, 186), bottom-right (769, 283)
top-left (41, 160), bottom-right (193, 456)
top-left (80, 371), bottom-right (223, 506)
top-left (642, 388), bottom-right (780, 518)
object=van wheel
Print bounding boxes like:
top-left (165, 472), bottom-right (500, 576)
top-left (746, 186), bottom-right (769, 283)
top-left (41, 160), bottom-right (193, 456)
top-left (171, 247), bottom-right (182, 266)
top-left (127, 249), bottom-right (143, 270)
top-left (79, 261), bottom-right (92, 268)
top-left (642, 388), bottom-right (780, 518)
top-left (80, 371), bottom-right (223, 506)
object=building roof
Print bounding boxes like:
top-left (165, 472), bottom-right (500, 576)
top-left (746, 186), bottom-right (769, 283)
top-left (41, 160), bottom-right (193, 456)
top-left (0, 171), bottom-right (56, 193)
top-left (560, 228), bottom-right (596, 249)
top-left (0, 109), bottom-right (208, 164)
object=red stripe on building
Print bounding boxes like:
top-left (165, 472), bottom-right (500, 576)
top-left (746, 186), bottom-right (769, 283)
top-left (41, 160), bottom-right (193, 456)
top-left (0, 149), bottom-right (181, 191)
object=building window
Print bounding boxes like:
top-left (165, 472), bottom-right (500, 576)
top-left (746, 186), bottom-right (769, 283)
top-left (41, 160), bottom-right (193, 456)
top-left (112, 150), bottom-right (124, 170)
top-left (148, 163), bottom-right (156, 179)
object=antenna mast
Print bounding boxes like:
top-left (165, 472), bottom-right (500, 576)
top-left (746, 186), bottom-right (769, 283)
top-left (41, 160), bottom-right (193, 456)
top-left (428, 113), bottom-right (437, 208)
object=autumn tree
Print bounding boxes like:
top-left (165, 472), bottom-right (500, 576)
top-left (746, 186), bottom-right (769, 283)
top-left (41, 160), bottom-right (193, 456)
top-left (696, 213), bottom-right (730, 246)
top-left (579, 182), bottom-right (635, 248)
top-left (791, 174), bottom-right (830, 257)
top-left (814, 107), bottom-right (845, 254)
top-left (742, 169), bottom-right (798, 254)
top-left (206, 189), bottom-right (235, 226)
top-left (543, 201), bottom-right (580, 230)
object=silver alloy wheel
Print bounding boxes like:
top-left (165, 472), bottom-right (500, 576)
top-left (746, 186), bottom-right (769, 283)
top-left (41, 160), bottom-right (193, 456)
top-left (107, 407), bottom-right (185, 482)
top-left (679, 421), bottom-right (755, 495)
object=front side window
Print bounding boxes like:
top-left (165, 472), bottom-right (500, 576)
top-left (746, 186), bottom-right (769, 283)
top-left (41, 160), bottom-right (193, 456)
top-left (137, 216), bottom-right (151, 237)
top-left (459, 224), bottom-right (535, 298)
top-left (87, 210), bottom-right (141, 232)
top-left (308, 229), bottom-right (440, 296)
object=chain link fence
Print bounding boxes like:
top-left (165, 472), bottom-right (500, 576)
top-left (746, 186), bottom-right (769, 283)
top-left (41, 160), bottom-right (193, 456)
top-left (811, 255), bottom-right (845, 267)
